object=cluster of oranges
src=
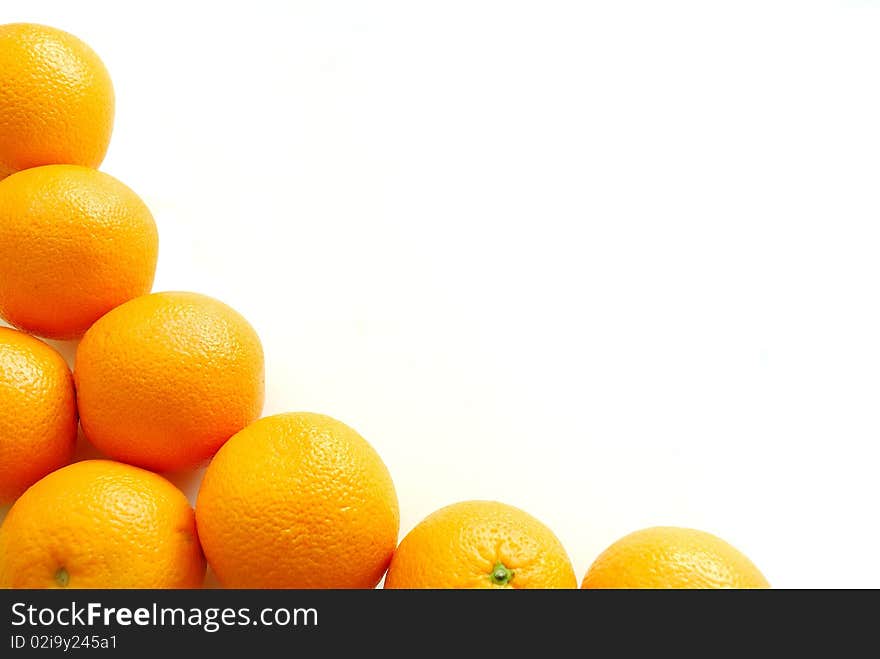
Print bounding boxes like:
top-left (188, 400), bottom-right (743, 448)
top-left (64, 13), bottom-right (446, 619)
top-left (0, 23), bottom-right (769, 589)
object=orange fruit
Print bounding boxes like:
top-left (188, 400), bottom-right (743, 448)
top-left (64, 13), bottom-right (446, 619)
top-left (581, 526), bottom-right (770, 589)
top-left (0, 327), bottom-right (77, 504)
top-left (384, 500), bottom-right (577, 589)
top-left (196, 412), bottom-right (399, 589)
top-left (0, 459), bottom-right (205, 588)
top-left (0, 165), bottom-right (158, 339)
top-left (74, 291), bottom-right (264, 472)
top-left (0, 23), bottom-right (114, 179)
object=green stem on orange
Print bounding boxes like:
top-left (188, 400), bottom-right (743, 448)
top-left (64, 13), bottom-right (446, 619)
top-left (55, 567), bottom-right (69, 587)
top-left (489, 562), bottom-right (514, 586)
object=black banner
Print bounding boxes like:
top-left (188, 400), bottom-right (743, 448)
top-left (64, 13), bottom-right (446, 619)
top-left (0, 589), bottom-right (872, 653)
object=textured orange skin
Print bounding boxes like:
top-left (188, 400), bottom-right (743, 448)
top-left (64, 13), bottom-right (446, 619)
top-left (74, 292), bottom-right (265, 472)
top-left (0, 327), bottom-right (76, 504)
top-left (0, 460), bottom-right (205, 588)
top-left (581, 526), bottom-right (770, 589)
top-left (0, 165), bottom-right (158, 339)
top-left (384, 500), bottom-right (577, 589)
top-left (196, 413), bottom-right (399, 589)
top-left (0, 23), bottom-right (114, 179)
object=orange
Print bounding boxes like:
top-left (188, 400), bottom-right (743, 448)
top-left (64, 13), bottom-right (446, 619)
top-left (0, 459), bottom-right (205, 588)
top-left (0, 165), bottom-right (158, 339)
top-left (581, 526), bottom-right (770, 589)
top-left (0, 327), bottom-right (77, 504)
top-left (0, 23), bottom-right (114, 179)
top-left (74, 291), bottom-right (264, 472)
top-left (195, 412), bottom-right (399, 589)
top-left (384, 500), bottom-right (577, 589)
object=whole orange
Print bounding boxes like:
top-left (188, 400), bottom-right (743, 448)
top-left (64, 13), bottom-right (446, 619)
top-left (384, 500), bottom-right (576, 589)
top-left (74, 292), bottom-right (264, 472)
top-left (0, 23), bottom-right (114, 179)
top-left (0, 327), bottom-right (77, 504)
top-left (0, 459), bottom-right (205, 588)
top-left (581, 526), bottom-right (770, 589)
top-left (0, 165), bottom-right (158, 339)
top-left (196, 412), bottom-right (399, 589)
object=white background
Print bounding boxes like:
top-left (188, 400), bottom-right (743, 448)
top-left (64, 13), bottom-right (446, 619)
top-left (2, 0), bottom-right (879, 588)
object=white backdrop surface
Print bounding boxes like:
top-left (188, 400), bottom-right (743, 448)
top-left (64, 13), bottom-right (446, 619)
top-left (2, 0), bottom-right (880, 588)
